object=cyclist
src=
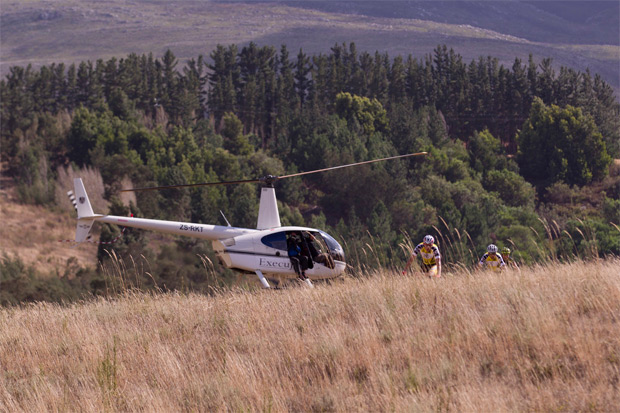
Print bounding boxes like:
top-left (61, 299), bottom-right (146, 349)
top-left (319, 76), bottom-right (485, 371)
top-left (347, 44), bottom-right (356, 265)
top-left (501, 247), bottom-right (518, 268)
top-left (402, 235), bottom-right (442, 278)
top-left (478, 244), bottom-right (506, 271)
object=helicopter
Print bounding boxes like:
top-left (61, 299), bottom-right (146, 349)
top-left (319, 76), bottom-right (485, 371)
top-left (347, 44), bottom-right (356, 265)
top-left (68, 152), bottom-right (427, 288)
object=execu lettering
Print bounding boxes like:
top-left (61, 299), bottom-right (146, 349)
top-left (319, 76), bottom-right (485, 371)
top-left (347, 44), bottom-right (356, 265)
top-left (179, 224), bottom-right (203, 232)
top-left (259, 258), bottom-right (291, 269)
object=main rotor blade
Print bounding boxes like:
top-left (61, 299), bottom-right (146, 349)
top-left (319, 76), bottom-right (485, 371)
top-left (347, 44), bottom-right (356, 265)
top-left (120, 178), bottom-right (261, 192)
top-left (278, 151), bottom-right (428, 180)
top-left (120, 152), bottom-right (427, 192)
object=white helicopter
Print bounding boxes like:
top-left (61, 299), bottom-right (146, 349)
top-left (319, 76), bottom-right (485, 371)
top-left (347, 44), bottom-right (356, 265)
top-left (69, 152), bottom-right (427, 288)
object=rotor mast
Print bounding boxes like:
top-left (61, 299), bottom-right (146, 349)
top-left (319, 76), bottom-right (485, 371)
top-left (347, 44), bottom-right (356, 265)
top-left (256, 186), bottom-right (281, 229)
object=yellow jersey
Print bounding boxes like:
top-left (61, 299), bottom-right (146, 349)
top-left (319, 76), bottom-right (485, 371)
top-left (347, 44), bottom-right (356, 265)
top-left (412, 243), bottom-right (441, 266)
top-left (478, 252), bottom-right (506, 271)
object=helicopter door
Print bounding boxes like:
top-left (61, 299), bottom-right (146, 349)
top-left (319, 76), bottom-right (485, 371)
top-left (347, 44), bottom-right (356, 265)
top-left (297, 231), bottom-right (338, 270)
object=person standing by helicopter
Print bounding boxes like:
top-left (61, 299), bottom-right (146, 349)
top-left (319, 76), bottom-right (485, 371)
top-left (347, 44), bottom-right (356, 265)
top-left (478, 244), bottom-right (506, 271)
top-left (288, 232), bottom-right (309, 280)
top-left (301, 232), bottom-right (319, 260)
top-left (402, 235), bottom-right (442, 278)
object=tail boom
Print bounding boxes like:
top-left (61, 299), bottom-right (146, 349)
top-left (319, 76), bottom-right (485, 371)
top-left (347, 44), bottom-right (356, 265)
top-left (95, 215), bottom-right (255, 241)
top-left (70, 178), bottom-right (255, 243)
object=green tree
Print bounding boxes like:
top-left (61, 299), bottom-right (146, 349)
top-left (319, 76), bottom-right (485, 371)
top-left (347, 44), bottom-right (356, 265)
top-left (517, 97), bottom-right (611, 189)
top-left (484, 169), bottom-right (535, 208)
top-left (67, 106), bottom-right (105, 164)
top-left (295, 48), bottom-right (311, 106)
top-left (221, 112), bottom-right (253, 155)
top-left (468, 129), bottom-right (507, 174)
top-left (334, 92), bottom-right (388, 136)
top-left (368, 200), bottom-right (395, 245)
top-left (207, 44), bottom-right (239, 125)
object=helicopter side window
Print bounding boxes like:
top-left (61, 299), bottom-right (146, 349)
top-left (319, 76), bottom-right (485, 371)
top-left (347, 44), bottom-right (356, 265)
top-left (260, 232), bottom-right (288, 251)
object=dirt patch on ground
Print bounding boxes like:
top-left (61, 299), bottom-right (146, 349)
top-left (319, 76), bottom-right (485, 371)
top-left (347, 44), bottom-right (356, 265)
top-left (610, 159), bottom-right (620, 177)
top-left (0, 173), bottom-right (99, 276)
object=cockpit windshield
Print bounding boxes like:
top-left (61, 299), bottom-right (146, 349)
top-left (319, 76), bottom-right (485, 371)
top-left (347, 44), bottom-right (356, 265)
top-left (318, 230), bottom-right (345, 262)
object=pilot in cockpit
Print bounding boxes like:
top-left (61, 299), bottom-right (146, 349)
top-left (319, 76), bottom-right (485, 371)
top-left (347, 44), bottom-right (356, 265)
top-left (303, 231), bottom-right (335, 269)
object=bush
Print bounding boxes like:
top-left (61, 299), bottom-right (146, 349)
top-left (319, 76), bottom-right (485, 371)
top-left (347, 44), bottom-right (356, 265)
top-left (603, 196), bottom-right (620, 224)
top-left (468, 129), bottom-right (507, 174)
top-left (484, 169), bottom-right (535, 208)
top-left (0, 254), bottom-right (86, 305)
top-left (517, 98), bottom-right (612, 188)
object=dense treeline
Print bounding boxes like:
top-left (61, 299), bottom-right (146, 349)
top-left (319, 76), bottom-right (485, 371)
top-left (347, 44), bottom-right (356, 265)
top-left (1, 43), bottom-right (619, 303)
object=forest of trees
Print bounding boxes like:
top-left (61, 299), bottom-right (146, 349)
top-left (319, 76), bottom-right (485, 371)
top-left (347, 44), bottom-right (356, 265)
top-left (1, 43), bottom-right (619, 303)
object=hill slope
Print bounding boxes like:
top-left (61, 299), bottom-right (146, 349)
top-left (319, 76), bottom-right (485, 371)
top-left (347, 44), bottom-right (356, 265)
top-left (1, 0), bottom-right (618, 94)
top-left (284, 0), bottom-right (619, 45)
top-left (1, 260), bottom-right (619, 411)
top-left (0, 172), bottom-right (97, 275)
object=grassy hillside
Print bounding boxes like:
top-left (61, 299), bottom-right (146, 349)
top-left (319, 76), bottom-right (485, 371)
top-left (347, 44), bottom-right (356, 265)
top-left (1, 260), bottom-right (619, 411)
top-left (0, 168), bottom-right (98, 275)
top-left (287, 0), bottom-right (620, 45)
top-left (1, 0), bottom-right (618, 94)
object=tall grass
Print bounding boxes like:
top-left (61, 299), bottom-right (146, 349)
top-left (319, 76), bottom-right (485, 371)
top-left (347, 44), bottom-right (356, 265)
top-left (99, 250), bottom-right (159, 295)
top-left (394, 215), bottom-right (616, 276)
top-left (1, 259), bottom-right (619, 411)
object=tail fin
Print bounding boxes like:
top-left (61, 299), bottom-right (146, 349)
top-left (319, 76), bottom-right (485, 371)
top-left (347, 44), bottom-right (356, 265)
top-left (73, 178), bottom-right (96, 218)
top-left (76, 219), bottom-right (95, 243)
top-left (73, 178), bottom-right (99, 243)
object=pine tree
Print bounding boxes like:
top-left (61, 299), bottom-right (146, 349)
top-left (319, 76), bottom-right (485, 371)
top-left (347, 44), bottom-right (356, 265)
top-left (294, 48), bottom-right (311, 106)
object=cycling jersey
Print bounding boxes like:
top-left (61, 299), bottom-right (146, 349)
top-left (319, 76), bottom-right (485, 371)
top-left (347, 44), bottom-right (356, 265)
top-left (412, 243), bottom-right (441, 266)
top-left (421, 263), bottom-right (439, 276)
top-left (478, 252), bottom-right (506, 271)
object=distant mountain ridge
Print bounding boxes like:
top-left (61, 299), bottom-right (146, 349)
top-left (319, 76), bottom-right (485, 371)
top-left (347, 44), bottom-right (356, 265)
top-left (280, 0), bottom-right (620, 45)
top-left (2, 0), bottom-right (618, 96)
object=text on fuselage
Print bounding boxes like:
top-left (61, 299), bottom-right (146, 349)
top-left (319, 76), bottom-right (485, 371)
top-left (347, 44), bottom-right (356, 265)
top-left (179, 224), bottom-right (203, 232)
top-left (259, 258), bottom-right (292, 269)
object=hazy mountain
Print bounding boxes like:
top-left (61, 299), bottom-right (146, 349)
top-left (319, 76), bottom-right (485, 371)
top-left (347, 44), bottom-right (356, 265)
top-left (2, 0), bottom-right (618, 95)
top-left (280, 1), bottom-right (620, 45)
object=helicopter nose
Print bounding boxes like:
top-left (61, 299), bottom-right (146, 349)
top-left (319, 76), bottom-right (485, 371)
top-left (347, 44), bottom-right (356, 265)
top-left (335, 260), bottom-right (347, 274)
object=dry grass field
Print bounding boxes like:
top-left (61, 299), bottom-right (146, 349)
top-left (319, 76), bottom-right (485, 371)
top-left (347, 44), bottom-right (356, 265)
top-left (1, 259), bottom-right (619, 411)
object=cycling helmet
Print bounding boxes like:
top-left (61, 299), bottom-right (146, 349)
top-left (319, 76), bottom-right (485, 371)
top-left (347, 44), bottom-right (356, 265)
top-left (487, 244), bottom-right (498, 253)
top-left (501, 247), bottom-right (511, 255)
top-left (423, 235), bottom-right (435, 244)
